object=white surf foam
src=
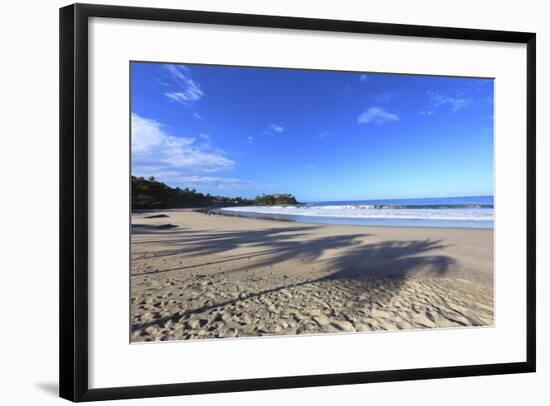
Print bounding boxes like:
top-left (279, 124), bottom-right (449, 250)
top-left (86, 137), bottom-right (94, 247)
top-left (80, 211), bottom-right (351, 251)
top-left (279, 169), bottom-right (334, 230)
top-left (221, 205), bottom-right (494, 221)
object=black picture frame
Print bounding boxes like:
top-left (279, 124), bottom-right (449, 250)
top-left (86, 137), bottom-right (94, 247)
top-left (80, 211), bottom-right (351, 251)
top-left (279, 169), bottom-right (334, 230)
top-left (59, 3), bottom-right (536, 402)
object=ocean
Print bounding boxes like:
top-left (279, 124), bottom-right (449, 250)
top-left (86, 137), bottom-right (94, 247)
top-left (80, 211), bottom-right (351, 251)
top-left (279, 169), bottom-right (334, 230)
top-left (220, 196), bottom-right (494, 229)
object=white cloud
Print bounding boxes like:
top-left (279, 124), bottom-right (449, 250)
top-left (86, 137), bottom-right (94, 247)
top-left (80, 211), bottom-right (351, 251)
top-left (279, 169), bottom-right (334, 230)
top-left (163, 64), bottom-right (204, 103)
top-left (419, 110), bottom-right (435, 116)
top-left (177, 176), bottom-right (264, 191)
top-left (428, 91), bottom-right (472, 111)
top-left (357, 107), bottom-right (400, 125)
top-left (304, 163), bottom-right (317, 170)
top-left (246, 136), bottom-right (254, 143)
top-left (367, 90), bottom-right (401, 105)
top-left (131, 113), bottom-right (233, 182)
top-left (359, 74), bottom-right (369, 82)
top-left (193, 112), bottom-right (203, 119)
top-left (318, 130), bottom-right (330, 139)
top-left (263, 123), bottom-right (285, 135)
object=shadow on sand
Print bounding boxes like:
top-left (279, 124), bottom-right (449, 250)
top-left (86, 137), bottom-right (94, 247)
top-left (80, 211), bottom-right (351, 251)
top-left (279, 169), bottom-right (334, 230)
top-left (131, 223), bottom-right (455, 333)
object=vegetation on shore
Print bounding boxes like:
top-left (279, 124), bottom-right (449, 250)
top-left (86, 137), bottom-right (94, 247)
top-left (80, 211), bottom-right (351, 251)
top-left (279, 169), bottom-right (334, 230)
top-left (255, 193), bottom-right (298, 205)
top-left (132, 176), bottom-right (298, 209)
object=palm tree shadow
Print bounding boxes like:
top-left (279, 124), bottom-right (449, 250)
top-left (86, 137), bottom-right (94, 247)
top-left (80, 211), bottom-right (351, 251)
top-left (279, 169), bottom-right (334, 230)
top-left (327, 239), bottom-right (454, 279)
top-left (132, 224), bottom-right (455, 333)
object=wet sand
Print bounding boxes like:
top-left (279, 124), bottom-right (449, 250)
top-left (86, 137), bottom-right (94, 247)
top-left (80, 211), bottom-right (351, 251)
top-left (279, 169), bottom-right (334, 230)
top-left (130, 210), bottom-right (494, 342)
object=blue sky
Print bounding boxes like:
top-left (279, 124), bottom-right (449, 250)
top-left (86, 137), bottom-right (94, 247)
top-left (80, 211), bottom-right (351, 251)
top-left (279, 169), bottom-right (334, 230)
top-left (131, 62), bottom-right (494, 202)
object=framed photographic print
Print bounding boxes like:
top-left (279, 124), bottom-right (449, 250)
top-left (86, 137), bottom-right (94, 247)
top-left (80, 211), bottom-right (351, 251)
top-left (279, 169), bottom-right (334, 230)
top-left (59, 3), bottom-right (536, 402)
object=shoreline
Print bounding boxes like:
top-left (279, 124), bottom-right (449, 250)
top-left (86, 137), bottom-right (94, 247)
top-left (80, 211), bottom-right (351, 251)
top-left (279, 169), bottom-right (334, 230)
top-left (131, 210), bottom-right (494, 342)
top-left (134, 207), bottom-right (495, 231)
top-left (219, 208), bottom-right (494, 230)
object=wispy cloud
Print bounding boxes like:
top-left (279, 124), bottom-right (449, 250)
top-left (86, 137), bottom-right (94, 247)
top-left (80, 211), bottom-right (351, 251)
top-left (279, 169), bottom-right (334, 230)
top-left (304, 163), bottom-right (317, 170)
top-left (131, 113), bottom-right (233, 183)
top-left (419, 110), bottom-right (435, 116)
top-left (246, 136), bottom-right (254, 143)
top-left (193, 112), bottom-right (203, 119)
top-left (162, 64), bottom-right (204, 103)
top-left (428, 91), bottom-right (472, 111)
top-left (367, 91), bottom-right (401, 105)
top-left (318, 130), bottom-right (330, 139)
top-left (177, 176), bottom-right (266, 191)
top-left (263, 123), bottom-right (285, 135)
top-left (359, 74), bottom-right (369, 82)
top-left (357, 107), bottom-right (399, 125)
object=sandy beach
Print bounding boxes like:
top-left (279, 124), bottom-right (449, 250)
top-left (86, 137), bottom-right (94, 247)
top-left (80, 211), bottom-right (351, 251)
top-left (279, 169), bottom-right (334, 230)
top-left (130, 210), bottom-right (494, 342)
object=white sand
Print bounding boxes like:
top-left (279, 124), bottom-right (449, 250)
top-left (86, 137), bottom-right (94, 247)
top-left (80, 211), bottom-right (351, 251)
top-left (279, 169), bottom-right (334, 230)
top-left (130, 210), bottom-right (493, 342)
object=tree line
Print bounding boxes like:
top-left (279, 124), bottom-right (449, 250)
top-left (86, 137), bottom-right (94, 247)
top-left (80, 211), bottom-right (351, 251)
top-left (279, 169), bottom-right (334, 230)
top-left (132, 176), bottom-right (298, 209)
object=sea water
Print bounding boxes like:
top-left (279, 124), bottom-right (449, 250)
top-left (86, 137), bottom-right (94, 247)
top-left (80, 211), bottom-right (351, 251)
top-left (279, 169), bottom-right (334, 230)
top-left (220, 196), bottom-right (494, 229)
